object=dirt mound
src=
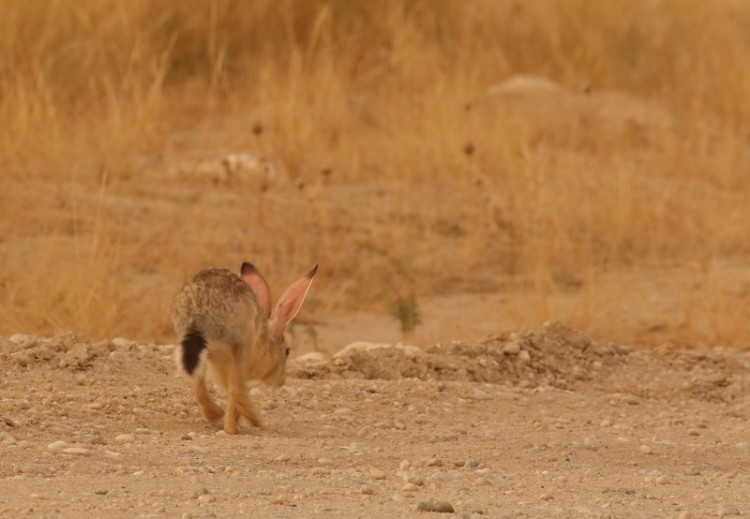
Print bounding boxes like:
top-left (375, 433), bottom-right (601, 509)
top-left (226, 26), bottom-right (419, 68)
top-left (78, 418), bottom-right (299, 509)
top-left (0, 332), bottom-right (171, 375)
top-left (291, 321), bottom-right (627, 389)
top-left (290, 321), bottom-right (750, 404)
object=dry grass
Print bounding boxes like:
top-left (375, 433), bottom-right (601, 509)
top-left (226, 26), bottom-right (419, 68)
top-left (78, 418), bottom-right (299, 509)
top-left (1, 0), bottom-right (750, 347)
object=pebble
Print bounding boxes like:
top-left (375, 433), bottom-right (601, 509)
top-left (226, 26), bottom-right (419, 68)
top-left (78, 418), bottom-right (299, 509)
top-left (94, 489), bottom-right (108, 496)
top-left (639, 445), bottom-right (652, 455)
top-left (502, 340), bottom-right (521, 354)
top-left (401, 483), bottom-right (419, 493)
top-left (400, 460), bottom-right (410, 470)
top-left (518, 350), bottom-right (531, 363)
top-left (2, 416), bottom-right (18, 427)
top-left (540, 493), bottom-right (553, 501)
top-left (677, 511), bottom-right (695, 519)
top-left (360, 485), bottom-right (375, 495)
top-left (407, 475), bottom-right (425, 486)
top-left (417, 500), bottom-right (455, 513)
top-left (47, 440), bottom-right (69, 452)
top-left (472, 390), bottom-right (491, 400)
top-left (357, 425), bottom-right (374, 438)
top-left (197, 495), bottom-right (215, 505)
top-left (317, 457), bottom-right (334, 466)
top-left (583, 437), bottom-right (600, 451)
top-left (294, 352), bottom-right (328, 364)
top-left (63, 447), bottom-right (92, 455)
top-left (718, 504), bottom-right (740, 516)
top-left (370, 469), bottom-right (386, 480)
top-left (111, 338), bottom-right (131, 348)
top-left (423, 457), bottom-right (444, 467)
top-left (115, 434), bottom-right (135, 444)
top-left (0, 432), bottom-right (16, 445)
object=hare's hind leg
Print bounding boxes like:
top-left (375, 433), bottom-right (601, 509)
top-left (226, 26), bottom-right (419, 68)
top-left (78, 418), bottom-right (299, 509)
top-left (194, 377), bottom-right (223, 422)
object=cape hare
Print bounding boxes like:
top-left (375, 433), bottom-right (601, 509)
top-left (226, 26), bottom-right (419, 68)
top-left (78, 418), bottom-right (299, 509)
top-left (171, 262), bottom-right (317, 434)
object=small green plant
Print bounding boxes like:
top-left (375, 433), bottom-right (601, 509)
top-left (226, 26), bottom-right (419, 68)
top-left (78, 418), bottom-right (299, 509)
top-left (391, 294), bottom-right (421, 338)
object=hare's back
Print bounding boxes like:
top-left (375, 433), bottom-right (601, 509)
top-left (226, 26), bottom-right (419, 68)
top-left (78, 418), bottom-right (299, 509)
top-left (172, 268), bottom-right (258, 339)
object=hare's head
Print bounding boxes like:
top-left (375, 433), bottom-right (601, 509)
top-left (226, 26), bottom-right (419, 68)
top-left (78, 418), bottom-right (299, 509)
top-left (240, 262), bottom-right (318, 386)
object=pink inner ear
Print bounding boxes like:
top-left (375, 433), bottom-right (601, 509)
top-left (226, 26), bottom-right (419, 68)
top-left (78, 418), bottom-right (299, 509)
top-left (240, 262), bottom-right (272, 317)
top-left (270, 267), bottom-right (317, 332)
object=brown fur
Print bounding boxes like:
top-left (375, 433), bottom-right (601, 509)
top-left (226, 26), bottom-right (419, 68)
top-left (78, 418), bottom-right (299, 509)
top-left (171, 264), bottom-right (317, 434)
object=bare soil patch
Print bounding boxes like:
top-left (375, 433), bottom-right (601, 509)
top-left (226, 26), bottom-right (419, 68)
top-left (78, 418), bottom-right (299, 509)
top-left (1, 322), bottom-right (749, 518)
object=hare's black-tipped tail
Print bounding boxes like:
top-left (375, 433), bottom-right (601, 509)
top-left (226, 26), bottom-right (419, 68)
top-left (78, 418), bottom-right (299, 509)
top-left (180, 331), bottom-right (207, 375)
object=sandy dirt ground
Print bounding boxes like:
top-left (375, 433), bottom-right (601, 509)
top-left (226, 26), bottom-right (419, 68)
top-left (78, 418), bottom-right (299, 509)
top-left (1, 321), bottom-right (749, 519)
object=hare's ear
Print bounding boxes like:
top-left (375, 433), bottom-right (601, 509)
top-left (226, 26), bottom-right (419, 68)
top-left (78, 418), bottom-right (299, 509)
top-left (240, 262), bottom-right (272, 317)
top-left (269, 264), bottom-right (318, 335)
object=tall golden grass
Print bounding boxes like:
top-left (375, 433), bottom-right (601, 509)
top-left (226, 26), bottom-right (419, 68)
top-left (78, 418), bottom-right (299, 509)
top-left (1, 0), bottom-right (749, 347)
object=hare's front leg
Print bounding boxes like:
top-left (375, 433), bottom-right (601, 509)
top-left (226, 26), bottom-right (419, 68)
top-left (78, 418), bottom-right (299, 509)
top-left (224, 358), bottom-right (262, 433)
top-left (193, 377), bottom-right (223, 422)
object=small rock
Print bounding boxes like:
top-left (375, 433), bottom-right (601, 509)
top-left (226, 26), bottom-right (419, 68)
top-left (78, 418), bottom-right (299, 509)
top-left (317, 457), bottom-right (334, 466)
top-left (94, 489), bottom-right (108, 496)
top-left (540, 493), bottom-right (553, 501)
top-left (0, 432), bottom-right (16, 445)
top-left (718, 504), bottom-right (740, 516)
top-left (502, 340), bottom-right (521, 354)
top-left (357, 426), bottom-right (374, 438)
top-left (2, 416), bottom-right (18, 428)
top-left (294, 352), bottom-right (328, 364)
top-left (84, 435), bottom-right (106, 445)
top-left (639, 445), bottom-right (652, 455)
top-left (47, 440), bottom-right (69, 452)
top-left (408, 475), bottom-right (425, 486)
top-left (472, 390), bottom-right (491, 400)
top-left (401, 483), bottom-right (419, 493)
top-left (360, 485), bottom-right (375, 495)
top-left (417, 500), bottom-right (455, 513)
top-left (678, 511), bottom-right (695, 519)
top-left (68, 343), bottom-right (90, 363)
top-left (111, 338), bottom-right (131, 348)
top-left (63, 447), bottom-right (92, 455)
top-left (400, 460), bottom-right (410, 470)
top-left (370, 469), bottom-right (386, 480)
top-left (197, 495), bottom-right (215, 505)
top-left (518, 350), bottom-right (531, 363)
top-left (115, 434), bottom-right (135, 444)
top-left (425, 457), bottom-right (444, 467)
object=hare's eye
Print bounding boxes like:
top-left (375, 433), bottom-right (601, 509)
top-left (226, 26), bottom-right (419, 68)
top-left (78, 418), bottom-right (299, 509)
top-left (285, 347), bottom-right (290, 357)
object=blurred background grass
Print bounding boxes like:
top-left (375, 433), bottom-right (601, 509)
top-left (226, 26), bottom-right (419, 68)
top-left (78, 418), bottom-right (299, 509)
top-left (1, 0), bottom-right (749, 347)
